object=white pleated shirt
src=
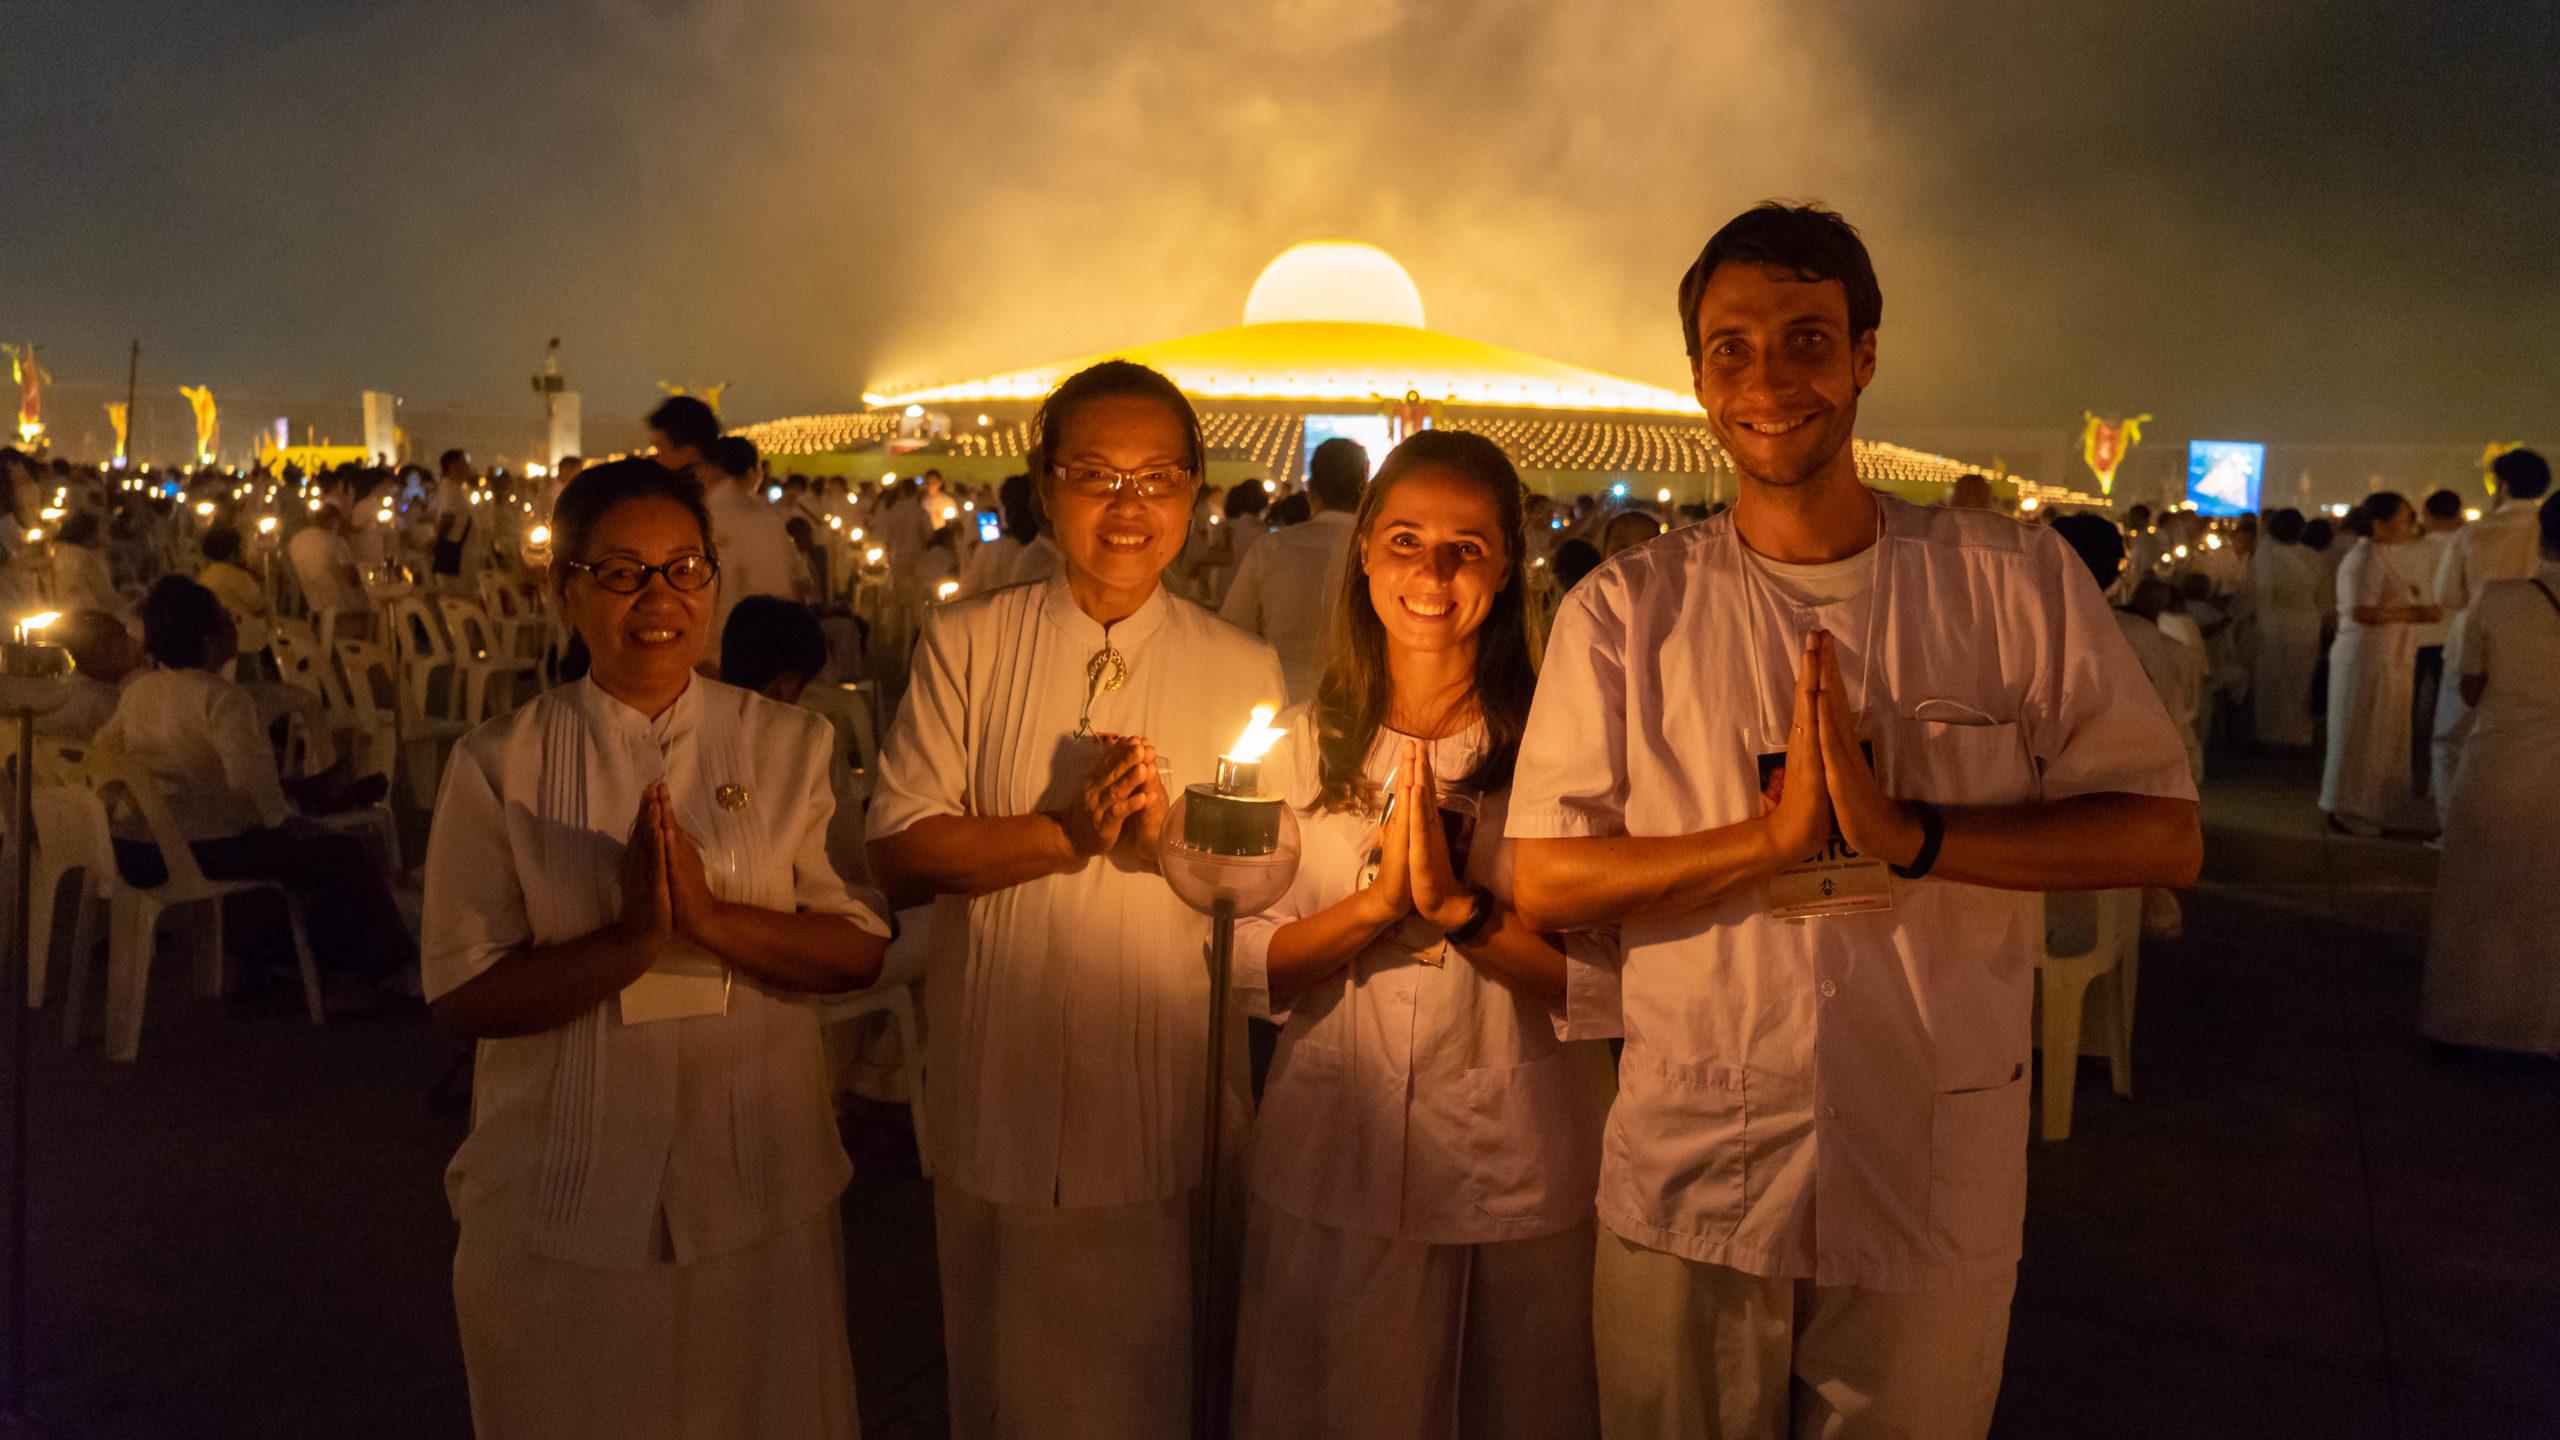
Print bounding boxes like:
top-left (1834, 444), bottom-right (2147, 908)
top-left (1509, 496), bottom-right (2194, 1291)
top-left (1234, 714), bottom-right (1614, 1245)
top-left (422, 677), bottom-right (892, 1270)
top-left (866, 574), bottom-right (1285, 1209)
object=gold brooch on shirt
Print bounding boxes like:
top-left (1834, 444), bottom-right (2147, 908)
top-left (1074, 644), bottom-right (1130, 739)
top-left (716, 784), bottom-right (750, 812)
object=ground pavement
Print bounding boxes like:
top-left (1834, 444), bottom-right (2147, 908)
top-left (16, 753), bottom-right (2556, 1438)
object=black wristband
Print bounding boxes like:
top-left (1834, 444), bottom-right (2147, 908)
top-left (1445, 885), bottom-right (1500, 946)
top-left (1890, 801), bottom-right (1945, 880)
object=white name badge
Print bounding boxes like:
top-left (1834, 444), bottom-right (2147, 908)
top-left (618, 943), bottom-right (732, 1024)
top-left (1756, 746), bottom-right (1892, 923)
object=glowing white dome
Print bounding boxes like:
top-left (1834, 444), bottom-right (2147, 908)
top-left (1242, 241), bottom-right (1426, 329)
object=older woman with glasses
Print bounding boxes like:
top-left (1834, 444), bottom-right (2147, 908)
top-left (869, 361), bottom-right (1285, 1440)
top-left (423, 457), bottom-right (893, 1440)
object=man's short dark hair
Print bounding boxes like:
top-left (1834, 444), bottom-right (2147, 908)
top-left (2266, 508), bottom-right (2306, 544)
top-left (2423, 488), bottom-right (2464, 521)
top-left (710, 435), bottom-right (759, 481)
top-left (1678, 202), bottom-right (1882, 363)
top-left (720, 596), bottom-right (829, 695)
top-left (1224, 482), bottom-right (1268, 519)
top-left (1307, 437), bottom-right (1369, 510)
top-left (139, 576), bottom-right (229, 670)
top-left (2051, 512), bottom-right (2127, 592)
top-left (200, 524), bottom-right (243, 563)
top-left (2492, 447), bottom-right (2551, 501)
top-left (647, 396), bottom-right (721, 454)
top-left (439, 448), bottom-right (468, 473)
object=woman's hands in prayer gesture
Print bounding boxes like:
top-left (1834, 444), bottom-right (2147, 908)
top-left (1354, 744), bottom-right (1417, 926)
top-left (1758, 630), bottom-right (1837, 867)
top-left (656, 785), bottom-right (725, 950)
top-left (1403, 742), bottom-right (1478, 931)
top-left (619, 785), bottom-right (676, 942)
top-left (1812, 630), bottom-right (1926, 868)
top-left (1058, 736), bottom-right (1161, 865)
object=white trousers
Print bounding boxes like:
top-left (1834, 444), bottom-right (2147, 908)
top-left (934, 1183), bottom-right (1194, 1440)
top-left (1593, 1232), bottom-right (2013, 1440)
top-left (1233, 1201), bottom-right (1601, 1440)
top-left (452, 1204), bottom-right (859, 1440)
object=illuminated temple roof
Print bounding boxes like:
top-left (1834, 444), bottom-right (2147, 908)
top-left (740, 242), bottom-right (2095, 501)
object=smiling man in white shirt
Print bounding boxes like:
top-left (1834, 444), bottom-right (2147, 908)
top-left (1508, 203), bottom-right (2201, 1440)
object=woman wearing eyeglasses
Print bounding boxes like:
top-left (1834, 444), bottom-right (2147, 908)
top-left (868, 361), bottom-right (1286, 1440)
top-left (422, 458), bottom-right (893, 1440)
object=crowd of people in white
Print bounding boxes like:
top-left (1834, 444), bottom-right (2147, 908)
top-left (5, 200), bottom-right (2549, 1440)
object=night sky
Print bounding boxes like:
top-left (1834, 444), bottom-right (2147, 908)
top-left (9, 0), bottom-right (2555, 448)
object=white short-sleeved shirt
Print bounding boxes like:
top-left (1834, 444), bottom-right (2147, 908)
top-left (1233, 713), bottom-right (1614, 1245)
top-left (704, 480), bottom-right (806, 638)
top-left (286, 521), bottom-right (360, 613)
top-left (1221, 510), bottom-right (1358, 705)
top-left (865, 574), bottom-right (1285, 1209)
top-left (422, 677), bottom-right (891, 1270)
top-left (1508, 495), bottom-right (2195, 1291)
top-left (97, 667), bottom-right (294, 839)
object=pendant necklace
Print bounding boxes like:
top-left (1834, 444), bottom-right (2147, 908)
top-left (1074, 643), bottom-right (1129, 738)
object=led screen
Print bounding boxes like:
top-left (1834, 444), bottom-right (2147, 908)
top-left (2186, 440), bottom-right (2265, 517)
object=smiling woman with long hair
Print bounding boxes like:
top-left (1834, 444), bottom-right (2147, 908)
top-left (1230, 430), bottom-right (1612, 1439)
top-left (865, 361), bottom-right (1284, 1440)
top-left (421, 457), bottom-right (893, 1439)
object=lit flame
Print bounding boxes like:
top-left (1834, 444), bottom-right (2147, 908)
top-left (865, 546), bottom-right (884, 564)
top-left (1225, 704), bottom-right (1287, 764)
top-left (936, 580), bottom-right (959, 600)
top-left (21, 611), bottom-right (60, 634)
top-left (257, 516), bottom-right (278, 534)
top-left (529, 524), bottom-right (551, 547)
top-left (194, 501), bottom-right (215, 517)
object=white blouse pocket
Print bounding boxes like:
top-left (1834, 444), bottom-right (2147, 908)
top-left (1459, 1050), bottom-right (1595, 1224)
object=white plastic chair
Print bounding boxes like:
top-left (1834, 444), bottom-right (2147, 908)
top-left (49, 743), bottom-right (324, 1060)
top-left (478, 574), bottom-right (549, 665)
top-left (436, 597), bottom-right (537, 722)
top-left (389, 596), bottom-right (459, 722)
top-left (2033, 888), bottom-right (2141, 1141)
top-left (340, 636), bottom-right (468, 808)
top-left (820, 987), bottom-right (927, 1176)
top-left (23, 785), bottom-right (115, 1009)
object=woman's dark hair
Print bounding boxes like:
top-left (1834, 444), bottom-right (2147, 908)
top-left (997, 472), bottom-right (1040, 544)
top-left (1310, 430), bottom-right (1535, 813)
top-left (1026, 360), bottom-right (1204, 480)
top-left (2265, 508), bottom-right (2306, 545)
top-left (139, 575), bottom-right (229, 670)
top-left (1553, 538), bottom-right (1603, 592)
top-left (548, 457), bottom-right (715, 603)
top-left (1678, 202), bottom-right (1881, 362)
top-left (2351, 491), bottom-right (2410, 538)
top-left (720, 596), bottom-right (829, 695)
top-left (1224, 482), bottom-right (1268, 519)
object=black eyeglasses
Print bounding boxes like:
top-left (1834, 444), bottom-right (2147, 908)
top-left (564, 554), bottom-right (720, 594)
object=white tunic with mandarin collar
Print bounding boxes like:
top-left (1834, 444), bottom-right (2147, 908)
top-left (426, 676), bottom-right (891, 1266)
top-left (422, 676), bottom-right (891, 1437)
top-left (866, 573), bottom-right (1285, 1209)
top-left (1508, 496), bottom-right (2193, 1292)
